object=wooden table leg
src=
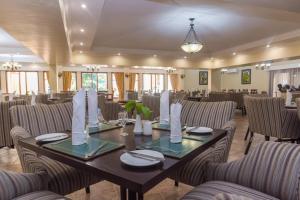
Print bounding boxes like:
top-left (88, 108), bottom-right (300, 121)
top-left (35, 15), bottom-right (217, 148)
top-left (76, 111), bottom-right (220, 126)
top-left (128, 190), bottom-right (137, 200)
top-left (138, 192), bottom-right (144, 200)
top-left (120, 187), bottom-right (127, 200)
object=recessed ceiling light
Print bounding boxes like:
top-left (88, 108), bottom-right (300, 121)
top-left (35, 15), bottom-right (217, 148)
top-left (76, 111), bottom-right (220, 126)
top-left (117, 53), bottom-right (121, 56)
top-left (80, 28), bottom-right (85, 33)
top-left (80, 42), bottom-right (84, 46)
top-left (81, 4), bottom-right (87, 9)
top-left (210, 57), bottom-right (214, 60)
top-left (232, 52), bottom-right (237, 56)
top-left (184, 56), bottom-right (188, 59)
top-left (79, 51), bottom-right (83, 54)
top-left (153, 54), bottom-right (157, 57)
top-left (266, 44), bottom-right (271, 48)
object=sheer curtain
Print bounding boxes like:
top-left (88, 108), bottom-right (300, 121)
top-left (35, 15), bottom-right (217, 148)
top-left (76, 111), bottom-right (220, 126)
top-left (128, 73), bottom-right (137, 91)
top-left (269, 68), bottom-right (300, 97)
top-left (169, 74), bottom-right (178, 91)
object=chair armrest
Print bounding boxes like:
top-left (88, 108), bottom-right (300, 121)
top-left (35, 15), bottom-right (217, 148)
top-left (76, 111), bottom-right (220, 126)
top-left (281, 109), bottom-right (300, 139)
top-left (0, 170), bottom-right (48, 199)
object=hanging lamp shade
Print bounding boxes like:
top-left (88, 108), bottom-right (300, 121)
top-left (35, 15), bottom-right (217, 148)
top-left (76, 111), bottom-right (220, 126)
top-left (181, 18), bottom-right (203, 53)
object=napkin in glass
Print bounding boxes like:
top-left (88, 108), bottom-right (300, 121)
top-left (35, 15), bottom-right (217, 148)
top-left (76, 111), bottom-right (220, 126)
top-left (31, 91), bottom-right (36, 105)
top-left (170, 103), bottom-right (182, 143)
top-left (72, 89), bottom-right (86, 145)
top-left (88, 88), bottom-right (99, 127)
top-left (160, 90), bottom-right (169, 125)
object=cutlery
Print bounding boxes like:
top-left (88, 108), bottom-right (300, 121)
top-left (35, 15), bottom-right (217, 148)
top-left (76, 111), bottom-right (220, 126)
top-left (145, 145), bottom-right (180, 155)
top-left (86, 142), bottom-right (108, 158)
top-left (36, 135), bottom-right (66, 142)
top-left (125, 151), bottom-right (165, 161)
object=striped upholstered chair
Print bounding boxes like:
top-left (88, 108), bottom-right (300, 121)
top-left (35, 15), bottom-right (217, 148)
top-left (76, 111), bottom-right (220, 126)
top-left (141, 95), bottom-right (160, 120)
top-left (98, 95), bottom-right (123, 120)
top-left (10, 103), bottom-right (101, 195)
top-left (182, 142), bottom-right (300, 200)
top-left (244, 96), bottom-right (300, 154)
top-left (0, 170), bottom-right (68, 200)
top-left (0, 100), bottom-right (26, 148)
top-left (173, 100), bottom-right (236, 186)
top-left (297, 98), bottom-right (300, 120)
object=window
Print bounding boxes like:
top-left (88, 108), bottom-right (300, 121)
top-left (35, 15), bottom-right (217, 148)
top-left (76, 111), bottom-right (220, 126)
top-left (112, 73), bottom-right (119, 98)
top-left (7, 71), bottom-right (38, 95)
top-left (134, 74), bottom-right (139, 92)
top-left (168, 75), bottom-right (173, 91)
top-left (142, 74), bottom-right (164, 92)
top-left (44, 72), bottom-right (50, 93)
top-left (81, 72), bottom-right (107, 91)
top-left (70, 72), bottom-right (77, 91)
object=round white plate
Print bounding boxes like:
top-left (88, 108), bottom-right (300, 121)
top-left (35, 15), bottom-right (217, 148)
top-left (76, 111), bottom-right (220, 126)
top-left (186, 127), bottom-right (213, 134)
top-left (35, 133), bottom-right (68, 142)
top-left (120, 150), bottom-right (164, 167)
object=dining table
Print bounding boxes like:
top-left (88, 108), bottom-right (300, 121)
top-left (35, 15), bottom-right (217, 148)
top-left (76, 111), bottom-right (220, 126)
top-left (19, 125), bottom-right (227, 200)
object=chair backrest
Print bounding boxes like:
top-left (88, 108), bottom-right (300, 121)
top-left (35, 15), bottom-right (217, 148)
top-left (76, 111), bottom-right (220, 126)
top-left (35, 94), bottom-right (49, 104)
top-left (10, 102), bottom-right (72, 137)
top-left (141, 95), bottom-right (160, 120)
top-left (297, 98), bottom-right (300, 120)
top-left (180, 100), bottom-right (236, 129)
top-left (207, 92), bottom-right (231, 102)
top-left (244, 96), bottom-right (284, 137)
top-left (127, 91), bottom-right (138, 100)
top-left (0, 100), bottom-right (26, 147)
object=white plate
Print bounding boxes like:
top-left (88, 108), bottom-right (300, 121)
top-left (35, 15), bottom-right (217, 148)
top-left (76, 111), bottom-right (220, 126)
top-left (35, 133), bottom-right (68, 142)
top-left (120, 150), bottom-right (164, 167)
top-left (186, 127), bottom-right (213, 134)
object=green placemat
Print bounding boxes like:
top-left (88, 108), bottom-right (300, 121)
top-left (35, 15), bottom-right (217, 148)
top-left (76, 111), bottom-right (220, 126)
top-left (88, 123), bottom-right (121, 135)
top-left (43, 137), bottom-right (124, 161)
top-left (152, 123), bottom-right (186, 131)
top-left (182, 134), bottom-right (212, 142)
top-left (137, 136), bottom-right (203, 159)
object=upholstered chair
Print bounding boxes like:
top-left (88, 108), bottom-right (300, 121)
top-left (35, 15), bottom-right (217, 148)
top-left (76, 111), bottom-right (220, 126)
top-left (173, 100), bottom-right (236, 186)
top-left (35, 94), bottom-right (50, 104)
top-left (126, 91), bottom-right (138, 100)
top-left (244, 96), bottom-right (300, 154)
top-left (0, 170), bottom-right (68, 200)
top-left (98, 95), bottom-right (123, 120)
top-left (141, 95), bottom-right (160, 120)
top-left (297, 98), bottom-right (300, 120)
top-left (182, 142), bottom-right (300, 200)
top-left (10, 103), bottom-right (102, 195)
top-left (0, 100), bottom-right (26, 148)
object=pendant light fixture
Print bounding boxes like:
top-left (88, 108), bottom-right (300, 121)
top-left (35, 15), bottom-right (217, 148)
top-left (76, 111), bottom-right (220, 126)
top-left (181, 18), bottom-right (203, 53)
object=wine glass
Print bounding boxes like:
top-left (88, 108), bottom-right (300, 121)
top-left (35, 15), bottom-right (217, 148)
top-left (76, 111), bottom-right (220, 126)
top-left (97, 108), bottom-right (106, 124)
top-left (118, 111), bottom-right (128, 136)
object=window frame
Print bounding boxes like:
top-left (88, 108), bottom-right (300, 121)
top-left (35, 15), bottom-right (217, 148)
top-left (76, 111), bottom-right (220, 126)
top-left (81, 72), bottom-right (108, 91)
top-left (6, 71), bottom-right (39, 95)
top-left (142, 73), bottom-right (164, 92)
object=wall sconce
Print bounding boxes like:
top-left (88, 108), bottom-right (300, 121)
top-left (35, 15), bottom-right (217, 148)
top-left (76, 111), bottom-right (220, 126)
top-left (180, 74), bottom-right (186, 79)
top-left (58, 72), bottom-right (63, 78)
top-left (125, 73), bottom-right (129, 78)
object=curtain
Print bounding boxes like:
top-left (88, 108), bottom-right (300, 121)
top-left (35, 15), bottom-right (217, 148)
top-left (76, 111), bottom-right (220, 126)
top-left (46, 70), bottom-right (56, 92)
top-left (169, 74), bottom-right (178, 91)
top-left (62, 72), bottom-right (72, 91)
top-left (114, 72), bottom-right (124, 100)
top-left (128, 73), bottom-right (137, 91)
top-left (269, 68), bottom-right (300, 97)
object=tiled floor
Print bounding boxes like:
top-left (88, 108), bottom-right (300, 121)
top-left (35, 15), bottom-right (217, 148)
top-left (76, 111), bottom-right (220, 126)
top-left (0, 111), bottom-right (266, 199)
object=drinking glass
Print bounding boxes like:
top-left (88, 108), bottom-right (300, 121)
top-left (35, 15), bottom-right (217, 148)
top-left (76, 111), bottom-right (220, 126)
top-left (118, 111), bottom-right (128, 136)
top-left (97, 108), bottom-right (105, 124)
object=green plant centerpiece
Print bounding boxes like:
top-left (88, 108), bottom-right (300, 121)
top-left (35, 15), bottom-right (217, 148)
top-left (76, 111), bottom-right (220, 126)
top-left (125, 100), bottom-right (152, 134)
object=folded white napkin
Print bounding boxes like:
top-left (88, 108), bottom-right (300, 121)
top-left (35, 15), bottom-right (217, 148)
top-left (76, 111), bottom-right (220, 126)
top-left (88, 89), bottom-right (99, 127)
top-left (286, 91), bottom-right (292, 106)
top-left (160, 90), bottom-right (169, 125)
top-left (9, 92), bottom-right (14, 101)
top-left (0, 90), bottom-right (3, 102)
top-left (170, 103), bottom-right (182, 143)
top-left (31, 91), bottom-right (36, 105)
top-left (72, 89), bottom-right (86, 145)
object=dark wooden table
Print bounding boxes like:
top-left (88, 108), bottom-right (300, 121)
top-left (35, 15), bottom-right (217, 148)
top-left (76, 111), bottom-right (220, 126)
top-left (19, 126), bottom-right (226, 200)
top-left (285, 105), bottom-right (297, 109)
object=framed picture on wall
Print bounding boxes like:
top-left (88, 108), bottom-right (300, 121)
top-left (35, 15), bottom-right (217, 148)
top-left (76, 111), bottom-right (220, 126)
top-left (199, 71), bottom-right (208, 85)
top-left (241, 69), bottom-right (251, 84)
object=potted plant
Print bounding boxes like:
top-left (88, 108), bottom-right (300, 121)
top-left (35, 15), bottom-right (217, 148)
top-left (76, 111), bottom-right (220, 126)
top-left (125, 101), bottom-right (152, 135)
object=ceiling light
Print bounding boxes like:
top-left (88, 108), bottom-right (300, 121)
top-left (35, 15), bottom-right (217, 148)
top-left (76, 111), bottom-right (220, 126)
top-left (80, 28), bottom-right (85, 33)
top-left (153, 54), bottom-right (157, 57)
top-left (79, 51), bottom-right (83, 54)
top-left (1, 56), bottom-right (22, 71)
top-left (232, 52), bottom-right (237, 56)
top-left (80, 42), bottom-right (84, 46)
top-left (266, 44), bottom-right (271, 48)
top-left (184, 56), bottom-right (188, 59)
top-left (81, 4), bottom-right (87, 9)
top-left (181, 18), bottom-right (203, 54)
top-left (117, 53), bottom-right (121, 56)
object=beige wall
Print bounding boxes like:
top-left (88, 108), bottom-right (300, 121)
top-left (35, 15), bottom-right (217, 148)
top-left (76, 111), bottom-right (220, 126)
top-left (183, 69), bottom-right (209, 91)
top-left (217, 66), bottom-right (269, 92)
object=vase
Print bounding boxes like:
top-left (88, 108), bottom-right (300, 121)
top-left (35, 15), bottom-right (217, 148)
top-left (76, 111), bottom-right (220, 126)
top-left (143, 120), bottom-right (152, 136)
top-left (133, 114), bottom-right (143, 134)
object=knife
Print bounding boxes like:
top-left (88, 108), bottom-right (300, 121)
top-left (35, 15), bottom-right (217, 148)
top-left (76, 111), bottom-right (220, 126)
top-left (125, 151), bottom-right (165, 162)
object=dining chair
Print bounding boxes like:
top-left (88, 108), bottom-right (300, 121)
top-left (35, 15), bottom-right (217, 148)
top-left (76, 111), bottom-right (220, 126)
top-left (98, 94), bottom-right (123, 120)
top-left (1, 170), bottom-right (68, 200)
top-left (141, 95), bottom-right (160, 120)
top-left (182, 142), bottom-right (300, 200)
top-left (10, 102), bottom-right (102, 195)
top-left (244, 96), bottom-right (300, 154)
top-left (0, 100), bottom-right (26, 148)
top-left (172, 100), bottom-right (236, 186)
top-left (296, 98), bottom-right (300, 120)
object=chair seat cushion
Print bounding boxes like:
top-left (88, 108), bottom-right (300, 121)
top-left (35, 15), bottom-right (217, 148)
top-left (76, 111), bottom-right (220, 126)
top-left (182, 181), bottom-right (279, 200)
top-left (13, 191), bottom-right (68, 200)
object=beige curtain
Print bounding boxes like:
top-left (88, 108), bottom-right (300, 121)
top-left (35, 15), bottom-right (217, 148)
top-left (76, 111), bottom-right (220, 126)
top-left (46, 68), bottom-right (57, 92)
top-left (114, 72), bottom-right (124, 100)
top-left (128, 73), bottom-right (137, 91)
top-left (169, 74), bottom-right (179, 91)
top-left (62, 72), bottom-right (72, 91)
